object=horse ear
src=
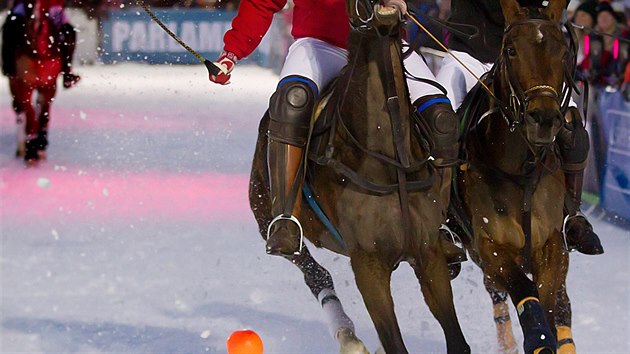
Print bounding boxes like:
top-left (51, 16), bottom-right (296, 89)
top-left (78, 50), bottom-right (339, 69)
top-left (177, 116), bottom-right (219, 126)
top-left (543, 0), bottom-right (567, 22)
top-left (500, 0), bottom-right (522, 25)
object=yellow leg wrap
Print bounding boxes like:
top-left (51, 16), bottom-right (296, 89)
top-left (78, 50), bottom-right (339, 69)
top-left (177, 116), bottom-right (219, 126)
top-left (557, 326), bottom-right (576, 354)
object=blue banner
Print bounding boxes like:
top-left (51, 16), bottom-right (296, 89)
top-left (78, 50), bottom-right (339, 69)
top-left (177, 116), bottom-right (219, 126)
top-left (598, 91), bottom-right (630, 220)
top-left (99, 8), bottom-right (279, 65)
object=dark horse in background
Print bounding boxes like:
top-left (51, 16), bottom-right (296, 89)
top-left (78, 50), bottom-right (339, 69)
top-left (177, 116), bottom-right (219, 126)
top-left (1, 0), bottom-right (78, 165)
top-left (450, 0), bottom-right (578, 353)
top-left (249, 1), bottom-right (469, 353)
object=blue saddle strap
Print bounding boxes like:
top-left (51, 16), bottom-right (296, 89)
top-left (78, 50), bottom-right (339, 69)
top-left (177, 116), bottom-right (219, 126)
top-left (302, 182), bottom-right (347, 250)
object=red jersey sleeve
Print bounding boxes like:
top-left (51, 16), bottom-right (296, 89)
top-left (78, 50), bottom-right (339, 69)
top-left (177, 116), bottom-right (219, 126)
top-left (223, 0), bottom-right (287, 60)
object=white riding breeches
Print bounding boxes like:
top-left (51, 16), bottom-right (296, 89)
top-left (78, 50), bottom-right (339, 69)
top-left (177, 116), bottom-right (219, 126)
top-left (436, 50), bottom-right (577, 111)
top-left (279, 37), bottom-right (443, 101)
top-left (435, 50), bottom-right (494, 111)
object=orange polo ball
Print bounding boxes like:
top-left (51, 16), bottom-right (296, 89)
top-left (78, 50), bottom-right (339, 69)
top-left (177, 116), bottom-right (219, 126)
top-left (226, 329), bottom-right (264, 354)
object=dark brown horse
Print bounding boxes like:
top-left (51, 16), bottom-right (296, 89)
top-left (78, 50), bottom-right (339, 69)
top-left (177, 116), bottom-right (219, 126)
top-left (451, 0), bottom-right (576, 353)
top-left (249, 2), bottom-right (469, 354)
top-left (3, 0), bottom-right (64, 164)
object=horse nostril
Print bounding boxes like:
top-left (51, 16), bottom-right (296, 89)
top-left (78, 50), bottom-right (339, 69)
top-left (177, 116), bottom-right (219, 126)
top-left (527, 109), bottom-right (562, 127)
top-left (526, 109), bottom-right (542, 124)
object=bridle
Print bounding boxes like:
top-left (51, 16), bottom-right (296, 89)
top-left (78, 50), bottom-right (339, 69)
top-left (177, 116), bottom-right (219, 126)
top-left (487, 18), bottom-right (579, 132)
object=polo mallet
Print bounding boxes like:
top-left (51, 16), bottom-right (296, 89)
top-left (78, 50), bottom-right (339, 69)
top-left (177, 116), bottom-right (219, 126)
top-left (136, 1), bottom-right (222, 77)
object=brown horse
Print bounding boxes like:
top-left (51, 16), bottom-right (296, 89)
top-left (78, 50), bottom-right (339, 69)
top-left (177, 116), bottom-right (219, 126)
top-left (249, 2), bottom-right (469, 354)
top-left (450, 0), bottom-right (577, 353)
top-left (3, 0), bottom-right (64, 164)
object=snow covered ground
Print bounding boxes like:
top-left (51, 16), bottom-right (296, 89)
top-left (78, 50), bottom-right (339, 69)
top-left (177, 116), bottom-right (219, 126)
top-left (1, 64), bottom-right (629, 353)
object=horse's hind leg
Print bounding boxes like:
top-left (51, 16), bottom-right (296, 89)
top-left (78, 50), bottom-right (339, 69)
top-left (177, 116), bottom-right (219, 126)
top-left (249, 115), bottom-right (367, 354)
top-left (351, 251), bottom-right (408, 354)
top-left (485, 287), bottom-right (518, 354)
top-left (412, 242), bottom-right (470, 354)
top-left (290, 248), bottom-right (369, 354)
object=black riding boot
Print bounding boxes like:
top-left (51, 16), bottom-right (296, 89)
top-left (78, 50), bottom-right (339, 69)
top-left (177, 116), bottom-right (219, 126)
top-left (563, 170), bottom-right (604, 254)
top-left (1, 14), bottom-right (26, 77)
top-left (413, 94), bottom-right (460, 167)
top-left (558, 107), bottom-right (604, 255)
top-left (265, 76), bottom-right (316, 256)
top-left (59, 23), bottom-right (80, 88)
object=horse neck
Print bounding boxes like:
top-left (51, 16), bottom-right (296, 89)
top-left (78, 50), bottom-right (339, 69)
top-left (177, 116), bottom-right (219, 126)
top-left (341, 32), bottom-right (416, 165)
top-left (473, 71), bottom-right (535, 175)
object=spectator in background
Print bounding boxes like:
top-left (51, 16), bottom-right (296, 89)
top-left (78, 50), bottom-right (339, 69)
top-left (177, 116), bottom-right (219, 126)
top-left (214, 0), bottom-right (238, 10)
top-left (580, 1), bottom-right (629, 88)
top-left (572, 0), bottom-right (598, 64)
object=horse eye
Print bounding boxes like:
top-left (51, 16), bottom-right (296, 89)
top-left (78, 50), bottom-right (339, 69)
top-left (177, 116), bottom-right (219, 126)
top-left (506, 47), bottom-right (516, 57)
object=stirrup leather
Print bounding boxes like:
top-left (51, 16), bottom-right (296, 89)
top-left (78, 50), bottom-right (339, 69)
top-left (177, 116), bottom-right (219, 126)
top-left (561, 211), bottom-right (586, 252)
top-left (266, 214), bottom-right (305, 255)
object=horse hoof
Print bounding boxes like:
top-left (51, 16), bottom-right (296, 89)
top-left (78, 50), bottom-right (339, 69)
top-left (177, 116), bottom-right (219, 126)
top-left (336, 327), bottom-right (369, 354)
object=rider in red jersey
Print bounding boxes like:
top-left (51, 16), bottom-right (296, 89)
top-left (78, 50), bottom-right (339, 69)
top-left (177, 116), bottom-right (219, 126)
top-left (1, 0), bottom-right (81, 88)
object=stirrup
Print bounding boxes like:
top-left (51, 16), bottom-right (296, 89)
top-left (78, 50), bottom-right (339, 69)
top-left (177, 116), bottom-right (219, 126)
top-left (266, 214), bottom-right (305, 255)
top-left (440, 223), bottom-right (463, 246)
top-left (561, 211), bottom-right (586, 252)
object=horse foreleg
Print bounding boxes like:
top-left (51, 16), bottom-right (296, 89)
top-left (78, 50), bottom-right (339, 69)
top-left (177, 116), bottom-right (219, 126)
top-left (533, 232), bottom-right (572, 354)
top-left (486, 288), bottom-right (518, 354)
top-left (290, 248), bottom-right (368, 354)
top-left (413, 242), bottom-right (470, 354)
top-left (351, 251), bottom-right (407, 354)
top-left (480, 240), bottom-right (556, 354)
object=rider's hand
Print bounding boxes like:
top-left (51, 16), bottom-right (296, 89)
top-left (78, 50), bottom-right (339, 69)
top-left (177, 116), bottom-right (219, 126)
top-left (383, 0), bottom-right (407, 15)
top-left (209, 51), bottom-right (237, 85)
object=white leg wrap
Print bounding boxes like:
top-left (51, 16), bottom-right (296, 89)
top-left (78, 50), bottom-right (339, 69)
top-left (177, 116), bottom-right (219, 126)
top-left (318, 288), bottom-right (355, 339)
top-left (16, 112), bottom-right (26, 145)
top-left (16, 112), bottom-right (26, 157)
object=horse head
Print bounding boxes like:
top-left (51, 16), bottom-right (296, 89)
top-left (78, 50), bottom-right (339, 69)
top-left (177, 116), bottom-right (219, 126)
top-left (497, 0), bottom-right (569, 146)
